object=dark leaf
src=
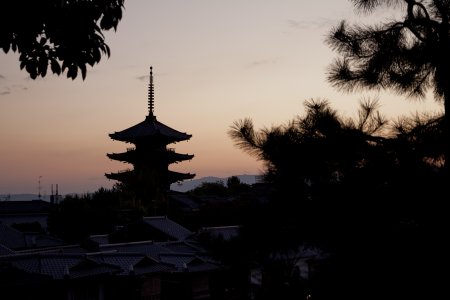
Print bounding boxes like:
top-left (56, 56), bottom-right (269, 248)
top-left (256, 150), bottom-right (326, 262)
top-left (2, 0), bottom-right (124, 79)
top-left (92, 47), bottom-right (100, 63)
top-left (80, 63), bottom-right (87, 80)
top-left (50, 59), bottom-right (61, 75)
top-left (61, 60), bottom-right (68, 72)
top-left (2, 43), bottom-right (10, 53)
top-left (38, 57), bottom-right (49, 77)
top-left (25, 63), bottom-right (35, 75)
top-left (67, 65), bottom-right (78, 79)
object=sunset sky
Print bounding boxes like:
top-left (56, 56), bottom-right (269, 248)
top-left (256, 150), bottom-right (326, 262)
top-left (0, 0), bottom-right (443, 195)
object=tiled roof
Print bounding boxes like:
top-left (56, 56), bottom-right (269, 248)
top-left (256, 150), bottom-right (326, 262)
top-left (91, 253), bottom-right (144, 275)
top-left (3, 254), bottom-right (121, 280)
top-left (97, 239), bottom-right (217, 273)
top-left (159, 253), bottom-right (196, 270)
top-left (24, 234), bottom-right (66, 249)
top-left (0, 223), bottom-right (26, 250)
top-left (89, 234), bottom-right (109, 245)
top-left (157, 240), bottom-right (205, 255)
top-left (142, 216), bottom-right (193, 241)
top-left (91, 253), bottom-right (172, 275)
top-left (1, 250), bottom-right (175, 280)
top-left (0, 244), bottom-right (14, 256)
top-left (168, 193), bottom-right (201, 211)
top-left (0, 223), bottom-right (65, 250)
top-left (16, 244), bottom-right (88, 255)
top-left (159, 253), bottom-right (219, 273)
top-left (99, 240), bottom-right (169, 260)
top-left (109, 116), bottom-right (192, 143)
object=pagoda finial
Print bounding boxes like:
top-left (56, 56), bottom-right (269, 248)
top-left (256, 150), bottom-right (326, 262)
top-left (148, 66), bottom-right (154, 117)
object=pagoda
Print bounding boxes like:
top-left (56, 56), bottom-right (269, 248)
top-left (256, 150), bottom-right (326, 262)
top-left (105, 67), bottom-right (195, 208)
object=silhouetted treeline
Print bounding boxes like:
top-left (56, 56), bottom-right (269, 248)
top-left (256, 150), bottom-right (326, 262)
top-left (48, 187), bottom-right (144, 244)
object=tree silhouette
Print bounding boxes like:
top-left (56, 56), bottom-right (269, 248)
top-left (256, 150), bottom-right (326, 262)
top-left (326, 3), bottom-right (449, 297)
top-left (0, 0), bottom-right (124, 80)
top-left (229, 98), bottom-right (387, 198)
top-left (229, 99), bottom-right (445, 299)
top-left (326, 0), bottom-right (449, 172)
top-left (229, 99), bottom-right (390, 298)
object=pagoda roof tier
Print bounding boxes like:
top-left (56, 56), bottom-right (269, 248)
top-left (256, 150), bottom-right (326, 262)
top-left (106, 169), bottom-right (195, 184)
top-left (107, 149), bottom-right (194, 164)
top-left (167, 152), bottom-right (194, 164)
top-left (109, 116), bottom-right (192, 144)
top-left (168, 170), bottom-right (196, 184)
top-left (105, 170), bottom-right (133, 182)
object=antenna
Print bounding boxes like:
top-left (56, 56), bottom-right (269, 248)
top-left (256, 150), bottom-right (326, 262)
top-left (38, 176), bottom-right (43, 200)
top-left (51, 184), bottom-right (54, 204)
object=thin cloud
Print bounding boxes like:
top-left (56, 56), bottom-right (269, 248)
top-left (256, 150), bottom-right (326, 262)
top-left (136, 70), bottom-right (167, 81)
top-left (0, 75), bottom-right (5, 80)
top-left (0, 84), bottom-right (27, 96)
top-left (246, 59), bottom-right (277, 68)
top-left (0, 87), bottom-right (10, 95)
top-left (287, 17), bottom-right (336, 30)
top-left (137, 75), bottom-right (149, 81)
top-left (13, 84), bottom-right (27, 91)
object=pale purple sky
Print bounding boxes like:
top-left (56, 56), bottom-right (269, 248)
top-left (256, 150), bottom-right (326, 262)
top-left (0, 0), bottom-right (442, 194)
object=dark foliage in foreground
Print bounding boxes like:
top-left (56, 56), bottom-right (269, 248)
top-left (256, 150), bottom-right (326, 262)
top-left (229, 99), bottom-right (446, 299)
top-left (0, 0), bottom-right (124, 79)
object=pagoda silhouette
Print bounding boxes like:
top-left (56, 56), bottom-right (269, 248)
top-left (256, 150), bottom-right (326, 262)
top-left (105, 67), bottom-right (195, 210)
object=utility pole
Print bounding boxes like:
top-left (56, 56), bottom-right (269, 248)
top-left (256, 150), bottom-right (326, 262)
top-left (38, 176), bottom-right (42, 200)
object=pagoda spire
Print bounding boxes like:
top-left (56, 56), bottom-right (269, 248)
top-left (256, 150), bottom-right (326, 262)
top-left (148, 66), bottom-right (155, 117)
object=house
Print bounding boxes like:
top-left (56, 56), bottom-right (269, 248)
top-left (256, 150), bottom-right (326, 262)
top-left (0, 252), bottom-right (122, 299)
top-left (0, 222), bottom-right (65, 251)
top-left (0, 216), bottom-right (222, 300)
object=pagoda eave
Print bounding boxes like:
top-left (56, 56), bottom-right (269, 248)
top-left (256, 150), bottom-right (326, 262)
top-left (107, 152), bottom-right (135, 163)
top-left (107, 151), bottom-right (194, 165)
top-left (167, 153), bottom-right (194, 164)
top-left (109, 134), bottom-right (191, 145)
top-left (168, 171), bottom-right (195, 184)
top-left (109, 117), bottom-right (192, 144)
top-left (105, 170), bottom-right (133, 182)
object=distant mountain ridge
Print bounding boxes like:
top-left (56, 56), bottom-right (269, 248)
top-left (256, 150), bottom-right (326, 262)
top-left (0, 194), bottom-right (50, 202)
top-left (1, 175), bottom-right (259, 200)
top-left (170, 174), bottom-right (258, 193)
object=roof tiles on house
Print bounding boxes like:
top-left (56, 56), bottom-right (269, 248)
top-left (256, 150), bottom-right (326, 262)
top-left (3, 254), bottom-right (121, 280)
top-left (91, 253), bottom-right (172, 275)
top-left (99, 240), bottom-right (169, 260)
top-left (142, 216), bottom-right (193, 241)
top-left (157, 240), bottom-right (205, 255)
top-left (159, 253), bottom-right (219, 273)
top-left (0, 244), bottom-right (14, 256)
top-left (0, 223), bottom-right (27, 250)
